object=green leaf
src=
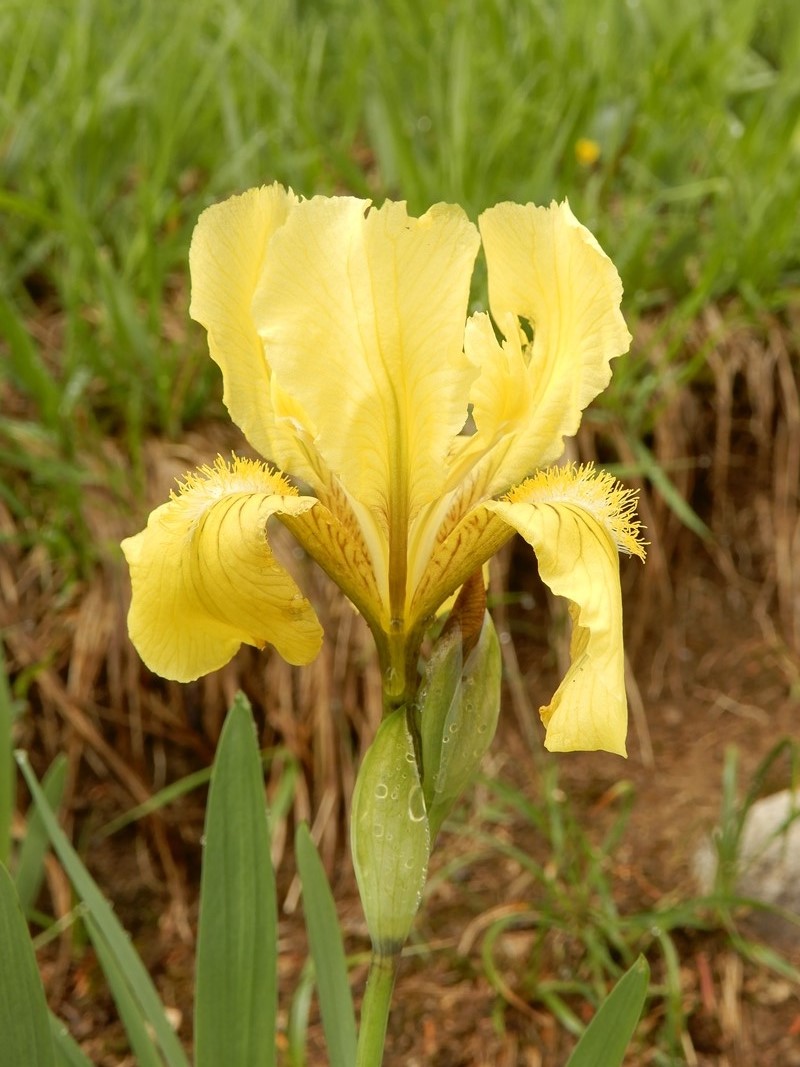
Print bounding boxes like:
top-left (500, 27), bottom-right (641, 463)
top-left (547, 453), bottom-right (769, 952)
top-left (0, 641), bottom-right (14, 867)
top-left (295, 824), bottom-right (357, 1067)
top-left (49, 1013), bottom-right (94, 1067)
top-left (0, 863), bottom-right (56, 1067)
top-left (85, 912), bottom-right (166, 1067)
top-left (15, 755), bottom-right (68, 914)
top-left (194, 692), bottom-right (278, 1067)
top-left (565, 955), bottom-right (650, 1067)
top-left (15, 752), bottom-right (189, 1067)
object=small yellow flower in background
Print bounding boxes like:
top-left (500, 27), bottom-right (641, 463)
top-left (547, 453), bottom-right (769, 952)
top-left (121, 184), bottom-right (645, 756)
top-left (575, 137), bottom-right (602, 167)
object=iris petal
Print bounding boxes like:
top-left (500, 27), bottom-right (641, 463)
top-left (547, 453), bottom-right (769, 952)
top-left (189, 185), bottom-right (320, 483)
top-left (486, 466), bottom-right (645, 755)
top-left (252, 196), bottom-right (480, 528)
top-left (277, 482), bottom-right (386, 634)
top-left (470, 201), bottom-right (632, 495)
top-left (121, 457), bottom-right (323, 682)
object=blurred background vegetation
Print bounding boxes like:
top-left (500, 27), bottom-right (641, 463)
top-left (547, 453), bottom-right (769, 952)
top-left (2, 0), bottom-right (799, 576)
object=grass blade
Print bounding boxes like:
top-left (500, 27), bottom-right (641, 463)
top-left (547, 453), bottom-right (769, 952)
top-left (194, 692), bottom-right (278, 1067)
top-left (286, 961), bottom-right (315, 1067)
top-left (97, 766), bottom-right (212, 838)
top-left (295, 823), bottom-right (358, 1067)
top-left (15, 752), bottom-right (189, 1067)
top-left (0, 863), bottom-right (56, 1067)
top-left (85, 913), bottom-right (165, 1067)
top-left (15, 754), bottom-right (68, 914)
top-left (0, 641), bottom-right (14, 867)
top-left (565, 955), bottom-right (650, 1067)
top-left (49, 1014), bottom-right (94, 1067)
top-left (0, 294), bottom-right (61, 432)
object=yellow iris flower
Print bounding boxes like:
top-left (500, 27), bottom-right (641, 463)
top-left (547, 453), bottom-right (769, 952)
top-left (121, 184), bottom-right (645, 755)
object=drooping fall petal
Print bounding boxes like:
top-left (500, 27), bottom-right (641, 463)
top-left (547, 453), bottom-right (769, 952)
top-left (470, 201), bottom-right (632, 494)
top-left (121, 457), bottom-right (323, 682)
top-left (486, 465), bottom-right (645, 756)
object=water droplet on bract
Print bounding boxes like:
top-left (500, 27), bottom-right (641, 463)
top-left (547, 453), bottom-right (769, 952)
top-left (477, 723), bottom-right (487, 734)
top-left (374, 783), bottom-right (388, 800)
top-left (390, 787), bottom-right (399, 801)
top-left (374, 823), bottom-right (384, 839)
top-left (405, 751), bottom-right (416, 764)
top-left (407, 783), bottom-right (427, 822)
top-left (448, 722), bottom-right (459, 735)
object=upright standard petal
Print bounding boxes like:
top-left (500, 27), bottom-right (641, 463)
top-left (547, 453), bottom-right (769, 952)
top-left (189, 184), bottom-right (317, 478)
top-left (472, 202), bottom-right (631, 493)
top-left (486, 465), bottom-right (645, 756)
top-left (252, 196), bottom-right (481, 529)
top-left (121, 457), bottom-right (323, 682)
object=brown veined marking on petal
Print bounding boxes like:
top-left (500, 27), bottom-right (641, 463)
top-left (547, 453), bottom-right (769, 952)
top-left (406, 458), bottom-right (504, 614)
top-left (429, 460), bottom-right (498, 557)
top-left (314, 472), bottom-right (387, 600)
top-left (409, 505), bottom-right (513, 632)
top-left (278, 497), bottom-right (384, 635)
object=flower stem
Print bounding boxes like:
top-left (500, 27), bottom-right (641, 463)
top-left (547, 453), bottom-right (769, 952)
top-left (356, 950), bottom-right (399, 1067)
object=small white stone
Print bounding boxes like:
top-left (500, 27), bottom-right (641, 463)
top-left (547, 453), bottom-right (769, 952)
top-left (736, 790), bottom-right (800, 910)
top-left (694, 789), bottom-right (800, 940)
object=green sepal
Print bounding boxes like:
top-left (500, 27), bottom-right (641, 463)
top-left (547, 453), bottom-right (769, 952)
top-left (350, 708), bottom-right (430, 955)
top-left (418, 610), bottom-right (501, 839)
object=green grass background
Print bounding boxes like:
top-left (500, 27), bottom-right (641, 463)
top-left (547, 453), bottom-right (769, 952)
top-left (1, 0), bottom-right (799, 570)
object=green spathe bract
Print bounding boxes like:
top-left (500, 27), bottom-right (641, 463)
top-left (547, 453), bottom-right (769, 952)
top-left (350, 708), bottom-right (431, 955)
top-left (418, 610), bottom-right (502, 840)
